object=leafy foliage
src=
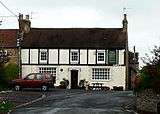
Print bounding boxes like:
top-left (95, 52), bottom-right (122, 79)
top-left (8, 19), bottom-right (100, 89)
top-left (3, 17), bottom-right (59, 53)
top-left (79, 79), bottom-right (86, 89)
top-left (0, 100), bottom-right (13, 113)
top-left (142, 46), bottom-right (160, 66)
top-left (59, 78), bottom-right (69, 89)
top-left (4, 63), bottom-right (19, 81)
top-left (135, 45), bottom-right (160, 92)
top-left (0, 62), bottom-right (19, 91)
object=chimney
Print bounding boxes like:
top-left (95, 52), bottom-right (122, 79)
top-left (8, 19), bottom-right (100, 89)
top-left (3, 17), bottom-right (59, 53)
top-left (122, 14), bottom-right (128, 32)
top-left (19, 13), bottom-right (23, 20)
top-left (18, 14), bottom-right (31, 33)
top-left (25, 15), bottom-right (29, 20)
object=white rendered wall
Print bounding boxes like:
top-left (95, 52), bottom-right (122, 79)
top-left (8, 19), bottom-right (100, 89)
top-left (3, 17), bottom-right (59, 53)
top-left (21, 65), bottom-right (39, 78)
top-left (90, 66), bottom-right (126, 89)
top-left (21, 49), bottom-right (29, 64)
top-left (88, 50), bottom-right (96, 64)
top-left (80, 49), bottom-right (87, 64)
top-left (59, 49), bottom-right (69, 64)
top-left (30, 49), bottom-right (38, 64)
top-left (49, 49), bottom-right (58, 64)
top-left (21, 65), bottom-right (126, 89)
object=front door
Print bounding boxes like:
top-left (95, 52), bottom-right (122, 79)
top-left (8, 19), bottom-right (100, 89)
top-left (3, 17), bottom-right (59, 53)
top-left (71, 70), bottom-right (78, 89)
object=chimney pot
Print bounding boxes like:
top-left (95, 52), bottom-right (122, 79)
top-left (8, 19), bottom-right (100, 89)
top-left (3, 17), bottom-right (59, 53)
top-left (25, 15), bottom-right (29, 20)
top-left (19, 13), bottom-right (23, 20)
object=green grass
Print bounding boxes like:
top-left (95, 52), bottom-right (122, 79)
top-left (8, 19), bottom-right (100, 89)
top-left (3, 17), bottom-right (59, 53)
top-left (0, 100), bottom-right (13, 113)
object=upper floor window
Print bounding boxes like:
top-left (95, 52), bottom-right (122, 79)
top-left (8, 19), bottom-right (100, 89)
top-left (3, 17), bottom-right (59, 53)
top-left (108, 50), bottom-right (116, 65)
top-left (97, 52), bottom-right (105, 61)
top-left (70, 50), bottom-right (79, 64)
top-left (40, 49), bottom-right (48, 63)
top-left (97, 50), bottom-right (105, 64)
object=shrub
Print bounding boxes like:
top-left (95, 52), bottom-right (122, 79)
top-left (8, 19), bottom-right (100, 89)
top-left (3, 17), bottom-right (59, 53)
top-left (4, 63), bottom-right (19, 81)
top-left (0, 63), bottom-right (19, 90)
top-left (134, 65), bottom-right (160, 92)
top-left (59, 78), bottom-right (69, 89)
top-left (79, 79), bottom-right (86, 89)
top-left (0, 100), bottom-right (13, 113)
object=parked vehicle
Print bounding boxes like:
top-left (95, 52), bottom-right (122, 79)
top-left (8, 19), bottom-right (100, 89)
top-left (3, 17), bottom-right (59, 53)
top-left (10, 73), bottom-right (56, 91)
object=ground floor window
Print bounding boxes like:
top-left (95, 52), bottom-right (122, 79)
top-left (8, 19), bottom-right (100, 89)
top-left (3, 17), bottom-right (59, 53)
top-left (92, 68), bottom-right (110, 80)
top-left (39, 67), bottom-right (56, 77)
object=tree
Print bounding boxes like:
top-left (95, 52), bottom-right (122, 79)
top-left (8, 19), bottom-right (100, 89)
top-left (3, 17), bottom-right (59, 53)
top-left (136, 45), bottom-right (160, 92)
top-left (142, 45), bottom-right (160, 66)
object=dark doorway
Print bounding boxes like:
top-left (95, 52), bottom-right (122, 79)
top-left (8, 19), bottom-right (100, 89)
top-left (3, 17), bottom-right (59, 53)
top-left (71, 70), bottom-right (78, 89)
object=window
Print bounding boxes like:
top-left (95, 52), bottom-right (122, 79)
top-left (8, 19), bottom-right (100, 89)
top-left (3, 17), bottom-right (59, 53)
top-left (40, 49), bottom-right (48, 61)
top-left (92, 68), bottom-right (110, 80)
top-left (70, 50), bottom-right (79, 63)
top-left (97, 52), bottom-right (105, 61)
top-left (0, 50), bottom-right (7, 56)
top-left (97, 50), bottom-right (105, 64)
top-left (108, 50), bottom-right (116, 64)
top-left (39, 67), bottom-right (56, 77)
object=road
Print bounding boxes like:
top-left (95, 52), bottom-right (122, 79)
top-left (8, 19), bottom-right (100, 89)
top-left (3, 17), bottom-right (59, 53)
top-left (11, 90), bottom-right (136, 114)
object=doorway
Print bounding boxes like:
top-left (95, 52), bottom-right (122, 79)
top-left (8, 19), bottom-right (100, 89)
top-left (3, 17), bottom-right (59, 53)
top-left (71, 70), bottom-right (78, 89)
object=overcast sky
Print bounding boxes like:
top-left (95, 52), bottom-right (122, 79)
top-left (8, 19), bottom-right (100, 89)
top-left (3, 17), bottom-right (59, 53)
top-left (0, 0), bottom-right (160, 67)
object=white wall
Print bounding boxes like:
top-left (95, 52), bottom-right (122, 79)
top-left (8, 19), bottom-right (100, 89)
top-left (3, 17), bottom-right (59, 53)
top-left (80, 49), bottom-right (87, 64)
top-left (49, 49), bottom-right (58, 64)
top-left (59, 49), bottom-right (69, 64)
top-left (90, 66), bottom-right (126, 89)
top-left (88, 49), bottom-right (96, 64)
top-left (119, 50), bottom-right (125, 65)
top-left (21, 49), bottom-right (29, 64)
top-left (21, 65), bottom-right (39, 78)
top-left (30, 49), bottom-right (38, 64)
top-left (22, 65), bottom-right (126, 89)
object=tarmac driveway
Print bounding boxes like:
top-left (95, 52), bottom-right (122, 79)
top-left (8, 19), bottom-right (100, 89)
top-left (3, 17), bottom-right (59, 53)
top-left (11, 89), bottom-right (136, 114)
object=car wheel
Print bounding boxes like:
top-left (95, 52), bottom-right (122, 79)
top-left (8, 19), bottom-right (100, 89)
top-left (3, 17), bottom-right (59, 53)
top-left (41, 85), bottom-right (48, 91)
top-left (15, 85), bottom-right (21, 91)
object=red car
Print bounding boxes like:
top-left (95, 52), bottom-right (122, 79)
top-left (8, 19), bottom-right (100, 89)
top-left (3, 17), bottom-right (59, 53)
top-left (11, 73), bottom-right (56, 91)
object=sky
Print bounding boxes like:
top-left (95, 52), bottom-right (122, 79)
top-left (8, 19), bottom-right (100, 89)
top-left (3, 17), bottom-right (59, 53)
top-left (0, 0), bottom-right (160, 67)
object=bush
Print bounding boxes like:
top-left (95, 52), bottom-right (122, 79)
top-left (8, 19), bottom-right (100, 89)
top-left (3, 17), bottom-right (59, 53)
top-left (0, 62), bottom-right (19, 91)
top-left (79, 79), bottom-right (86, 89)
top-left (0, 100), bottom-right (13, 113)
top-left (4, 63), bottom-right (19, 81)
top-left (134, 65), bottom-right (160, 92)
top-left (59, 78), bottom-right (69, 89)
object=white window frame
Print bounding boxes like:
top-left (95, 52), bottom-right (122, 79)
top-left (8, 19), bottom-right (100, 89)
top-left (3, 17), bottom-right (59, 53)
top-left (92, 68), bottom-right (110, 80)
top-left (97, 50), bottom-right (105, 64)
top-left (70, 50), bottom-right (79, 64)
top-left (40, 49), bottom-right (48, 64)
top-left (39, 67), bottom-right (56, 77)
top-left (0, 50), bottom-right (7, 56)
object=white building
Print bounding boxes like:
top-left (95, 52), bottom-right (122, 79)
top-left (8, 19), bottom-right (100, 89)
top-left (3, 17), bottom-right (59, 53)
top-left (21, 14), bottom-right (128, 90)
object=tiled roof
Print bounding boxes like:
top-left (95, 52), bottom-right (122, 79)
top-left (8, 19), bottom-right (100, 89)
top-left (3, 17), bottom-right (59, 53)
top-left (22, 28), bottom-right (127, 49)
top-left (0, 29), bottom-right (18, 48)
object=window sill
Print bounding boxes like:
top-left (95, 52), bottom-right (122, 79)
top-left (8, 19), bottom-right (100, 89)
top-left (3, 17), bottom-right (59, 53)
top-left (91, 79), bottom-right (112, 82)
top-left (70, 61), bottom-right (79, 64)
